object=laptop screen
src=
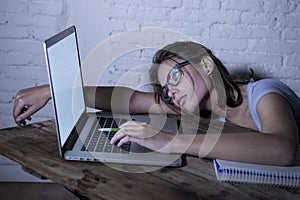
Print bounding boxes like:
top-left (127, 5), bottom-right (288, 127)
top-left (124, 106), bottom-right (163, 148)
top-left (44, 26), bottom-right (85, 147)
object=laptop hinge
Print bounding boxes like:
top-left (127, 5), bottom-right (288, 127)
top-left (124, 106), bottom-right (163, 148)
top-left (62, 114), bottom-right (88, 152)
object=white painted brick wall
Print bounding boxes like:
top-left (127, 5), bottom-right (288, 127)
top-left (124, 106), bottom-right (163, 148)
top-left (0, 0), bottom-right (69, 182)
top-left (0, 0), bottom-right (68, 128)
top-left (1, 0), bottom-right (300, 129)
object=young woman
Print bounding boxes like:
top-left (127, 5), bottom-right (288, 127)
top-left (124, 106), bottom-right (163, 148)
top-left (13, 41), bottom-right (300, 166)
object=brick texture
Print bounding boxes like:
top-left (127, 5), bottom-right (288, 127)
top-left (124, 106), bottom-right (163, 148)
top-left (0, 0), bottom-right (67, 128)
top-left (0, 0), bottom-right (300, 128)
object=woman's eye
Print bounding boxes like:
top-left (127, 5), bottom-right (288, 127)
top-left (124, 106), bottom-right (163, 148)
top-left (171, 72), bottom-right (181, 82)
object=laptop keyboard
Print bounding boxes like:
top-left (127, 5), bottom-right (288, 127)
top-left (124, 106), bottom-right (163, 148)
top-left (81, 117), bottom-right (131, 154)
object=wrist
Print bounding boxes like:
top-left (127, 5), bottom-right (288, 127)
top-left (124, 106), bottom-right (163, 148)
top-left (169, 134), bottom-right (198, 155)
top-left (41, 84), bottom-right (51, 100)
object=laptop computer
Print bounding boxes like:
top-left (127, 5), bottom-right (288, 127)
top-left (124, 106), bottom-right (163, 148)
top-left (43, 26), bottom-right (182, 167)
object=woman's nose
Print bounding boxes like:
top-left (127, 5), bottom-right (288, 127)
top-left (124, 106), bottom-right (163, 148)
top-left (167, 87), bottom-right (177, 98)
top-left (168, 90), bottom-right (174, 98)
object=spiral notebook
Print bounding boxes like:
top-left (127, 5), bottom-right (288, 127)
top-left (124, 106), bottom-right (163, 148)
top-left (213, 148), bottom-right (300, 187)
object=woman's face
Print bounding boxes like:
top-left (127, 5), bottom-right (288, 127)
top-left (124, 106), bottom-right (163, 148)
top-left (157, 59), bottom-right (211, 113)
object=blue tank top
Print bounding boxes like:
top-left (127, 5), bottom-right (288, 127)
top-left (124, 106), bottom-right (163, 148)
top-left (247, 79), bottom-right (300, 133)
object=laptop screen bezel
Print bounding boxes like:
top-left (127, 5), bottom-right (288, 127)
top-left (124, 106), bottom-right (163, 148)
top-left (43, 26), bottom-right (88, 155)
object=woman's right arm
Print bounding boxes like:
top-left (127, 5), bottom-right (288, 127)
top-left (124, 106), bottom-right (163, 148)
top-left (13, 84), bottom-right (51, 126)
top-left (13, 85), bottom-right (176, 126)
top-left (85, 86), bottom-right (177, 115)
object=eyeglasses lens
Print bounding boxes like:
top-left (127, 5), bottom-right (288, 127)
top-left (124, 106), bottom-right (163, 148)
top-left (161, 85), bottom-right (172, 103)
top-left (169, 69), bottom-right (183, 86)
top-left (160, 61), bottom-right (190, 104)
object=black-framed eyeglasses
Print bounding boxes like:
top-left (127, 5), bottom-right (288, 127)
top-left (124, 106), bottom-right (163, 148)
top-left (161, 60), bottom-right (191, 104)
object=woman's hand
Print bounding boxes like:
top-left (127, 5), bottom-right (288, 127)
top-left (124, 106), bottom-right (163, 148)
top-left (13, 85), bottom-right (51, 127)
top-left (110, 120), bottom-right (175, 153)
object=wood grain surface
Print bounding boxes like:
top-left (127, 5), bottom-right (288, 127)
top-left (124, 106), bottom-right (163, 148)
top-left (0, 120), bottom-right (299, 200)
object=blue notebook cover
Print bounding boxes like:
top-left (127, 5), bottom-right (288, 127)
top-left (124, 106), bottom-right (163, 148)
top-left (213, 158), bottom-right (300, 187)
top-left (213, 147), bottom-right (300, 187)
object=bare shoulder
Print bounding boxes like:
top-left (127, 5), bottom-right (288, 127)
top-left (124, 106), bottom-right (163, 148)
top-left (257, 93), bottom-right (298, 137)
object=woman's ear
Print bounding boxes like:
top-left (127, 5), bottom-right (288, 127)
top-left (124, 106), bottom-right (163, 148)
top-left (201, 56), bottom-right (215, 76)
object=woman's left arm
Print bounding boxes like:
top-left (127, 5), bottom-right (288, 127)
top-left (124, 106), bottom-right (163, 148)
top-left (111, 93), bottom-right (298, 166)
top-left (254, 93), bottom-right (298, 161)
top-left (182, 93), bottom-right (298, 165)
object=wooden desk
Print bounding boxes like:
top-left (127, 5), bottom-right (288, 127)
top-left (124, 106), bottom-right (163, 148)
top-left (0, 119), bottom-right (299, 200)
